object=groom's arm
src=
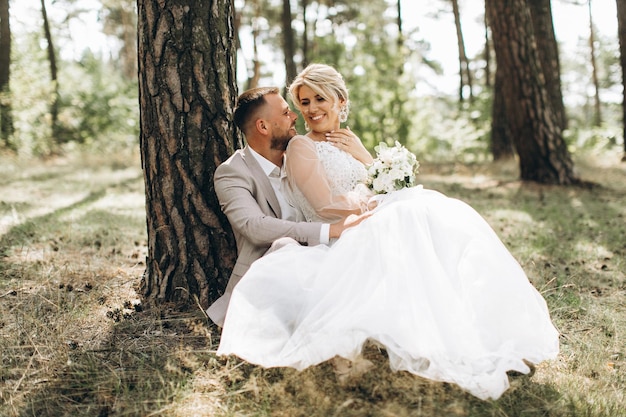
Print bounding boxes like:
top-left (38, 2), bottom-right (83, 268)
top-left (215, 162), bottom-right (324, 247)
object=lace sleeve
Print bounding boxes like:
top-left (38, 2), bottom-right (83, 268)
top-left (285, 136), bottom-right (368, 222)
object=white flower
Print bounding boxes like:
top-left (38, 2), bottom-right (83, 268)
top-left (366, 141), bottom-right (420, 194)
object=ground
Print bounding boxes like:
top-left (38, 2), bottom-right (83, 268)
top-left (0, 149), bottom-right (624, 416)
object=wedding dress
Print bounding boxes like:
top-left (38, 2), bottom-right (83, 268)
top-left (217, 136), bottom-right (560, 400)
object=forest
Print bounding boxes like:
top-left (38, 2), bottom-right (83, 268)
top-left (1, 0), bottom-right (625, 416)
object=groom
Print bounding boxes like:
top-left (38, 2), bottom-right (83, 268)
top-left (207, 86), bottom-right (370, 326)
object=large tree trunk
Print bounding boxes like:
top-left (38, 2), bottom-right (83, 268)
top-left (0, 0), bottom-right (13, 148)
top-left (528, 0), bottom-right (567, 131)
top-left (137, 0), bottom-right (239, 309)
top-left (486, 0), bottom-right (578, 184)
top-left (617, 0), bottom-right (626, 160)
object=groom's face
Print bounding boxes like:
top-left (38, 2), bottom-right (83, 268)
top-left (264, 94), bottom-right (298, 151)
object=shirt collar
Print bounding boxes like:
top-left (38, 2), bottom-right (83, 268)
top-left (248, 146), bottom-right (282, 177)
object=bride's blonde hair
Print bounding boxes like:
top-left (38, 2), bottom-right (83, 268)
top-left (288, 64), bottom-right (350, 114)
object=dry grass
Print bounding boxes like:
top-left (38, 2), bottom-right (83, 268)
top-left (0, 149), bottom-right (625, 417)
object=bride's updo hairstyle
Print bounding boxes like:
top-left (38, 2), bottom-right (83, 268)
top-left (288, 63), bottom-right (350, 121)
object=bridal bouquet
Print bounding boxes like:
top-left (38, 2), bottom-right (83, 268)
top-left (366, 141), bottom-right (420, 194)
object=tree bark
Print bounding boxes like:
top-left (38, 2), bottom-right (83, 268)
top-left (137, 0), bottom-right (239, 309)
top-left (486, 0), bottom-right (579, 184)
top-left (528, 0), bottom-right (567, 131)
top-left (617, 0), bottom-right (626, 160)
top-left (491, 65), bottom-right (515, 160)
top-left (0, 0), bottom-right (13, 148)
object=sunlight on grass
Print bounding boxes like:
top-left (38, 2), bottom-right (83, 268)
top-left (575, 240), bottom-right (617, 259)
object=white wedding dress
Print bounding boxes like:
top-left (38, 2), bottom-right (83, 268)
top-left (217, 136), bottom-right (560, 400)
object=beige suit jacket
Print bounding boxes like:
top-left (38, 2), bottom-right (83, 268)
top-left (207, 145), bottom-right (323, 326)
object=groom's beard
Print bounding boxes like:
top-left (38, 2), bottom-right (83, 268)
top-left (270, 133), bottom-right (294, 151)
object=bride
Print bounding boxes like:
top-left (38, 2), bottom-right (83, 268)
top-left (216, 63), bottom-right (560, 400)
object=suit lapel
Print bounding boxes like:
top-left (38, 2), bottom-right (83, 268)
top-left (241, 146), bottom-right (282, 218)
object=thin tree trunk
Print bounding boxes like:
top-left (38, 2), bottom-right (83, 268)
top-left (40, 0), bottom-right (60, 144)
top-left (484, 10), bottom-right (492, 88)
top-left (120, 3), bottom-right (137, 81)
top-left (528, 0), bottom-right (567, 131)
top-left (282, 0), bottom-right (297, 88)
top-left (301, 0), bottom-right (309, 68)
top-left (588, 0), bottom-right (602, 126)
top-left (138, 0), bottom-right (239, 309)
top-left (397, 0), bottom-right (404, 75)
top-left (486, 0), bottom-right (579, 184)
top-left (0, 0), bottom-right (14, 149)
top-left (246, 0), bottom-right (262, 89)
top-left (452, 0), bottom-right (473, 103)
top-left (616, 0), bottom-right (626, 160)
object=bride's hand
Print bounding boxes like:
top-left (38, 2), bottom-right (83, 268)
top-left (325, 127), bottom-right (374, 165)
top-left (328, 211), bottom-right (374, 239)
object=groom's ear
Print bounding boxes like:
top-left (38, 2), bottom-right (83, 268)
top-left (255, 118), bottom-right (269, 135)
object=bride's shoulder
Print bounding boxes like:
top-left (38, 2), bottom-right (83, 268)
top-left (287, 135), bottom-right (317, 152)
top-left (289, 135), bottom-right (313, 144)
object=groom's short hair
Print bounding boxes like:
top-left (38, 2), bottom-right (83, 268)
top-left (234, 87), bottom-right (280, 135)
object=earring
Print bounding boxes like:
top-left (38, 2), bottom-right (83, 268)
top-left (304, 121), bottom-right (310, 131)
top-left (339, 105), bottom-right (349, 123)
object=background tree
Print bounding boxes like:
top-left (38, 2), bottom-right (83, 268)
top-left (528, 0), bottom-right (567, 131)
top-left (101, 0), bottom-right (137, 81)
top-left (483, 11), bottom-right (492, 88)
top-left (0, 0), bottom-right (13, 149)
top-left (490, 66), bottom-right (515, 160)
top-left (587, 0), bottom-right (602, 126)
top-left (40, 0), bottom-right (60, 144)
top-left (486, 0), bottom-right (578, 184)
top-left (282, 0), bottom-right (297, 87)
top-left (137, 0), bottom-right (238, 309)
top-left (300, 0), bottom-right (310, 67)
top-left (451, 0), bottom-right (473, 103)
top-left (617, 0), bottom-right (626, 160)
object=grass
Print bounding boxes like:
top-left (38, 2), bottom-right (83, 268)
top-left (0, 148), bottom-right (625, 416)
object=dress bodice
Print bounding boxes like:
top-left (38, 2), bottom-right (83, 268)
top-left (286, 139), bottom-right (369, 222)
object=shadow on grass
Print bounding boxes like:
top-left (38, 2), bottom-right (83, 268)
top-left (206, 342), bottom-right (568, 417)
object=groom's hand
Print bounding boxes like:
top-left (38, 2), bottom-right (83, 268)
top-left (329, 211), bottom-right (374, 239)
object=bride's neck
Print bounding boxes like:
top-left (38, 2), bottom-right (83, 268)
top-left (307, 128), bottom-right (336, 142)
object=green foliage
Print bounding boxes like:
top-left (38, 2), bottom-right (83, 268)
top-left (55, 51), bottom-right (138, 148)
top-left (8, 9), bottom-right (138, 156)
top-left (564, 123), bottom-right (624, 154)
top-left (9, 30), bottom-right (55, 155)
top-left (399, 92), bottom-right (492, 163)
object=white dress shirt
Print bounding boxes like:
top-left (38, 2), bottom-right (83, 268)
top-left (248, 148), bottom-right (329, 244)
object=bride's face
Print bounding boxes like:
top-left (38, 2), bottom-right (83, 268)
top-left (297, 85), bottom-right (342, 134)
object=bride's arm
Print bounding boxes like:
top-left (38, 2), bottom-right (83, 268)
top-left (285, 136), bottom-right (367, 221)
